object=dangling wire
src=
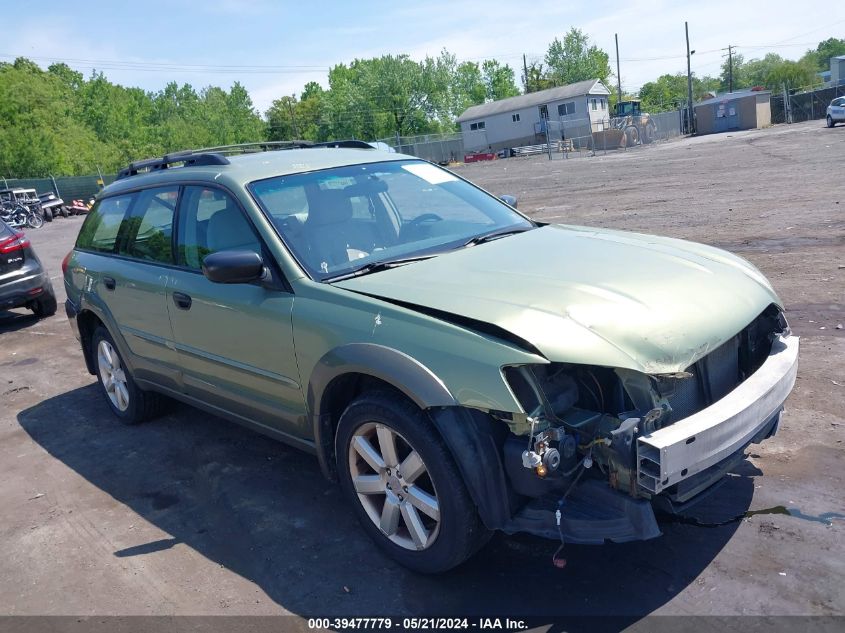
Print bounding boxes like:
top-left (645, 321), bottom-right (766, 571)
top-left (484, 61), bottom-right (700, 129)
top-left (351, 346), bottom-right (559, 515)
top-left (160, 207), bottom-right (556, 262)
top-left (551, 456), bottom-right (588, 569)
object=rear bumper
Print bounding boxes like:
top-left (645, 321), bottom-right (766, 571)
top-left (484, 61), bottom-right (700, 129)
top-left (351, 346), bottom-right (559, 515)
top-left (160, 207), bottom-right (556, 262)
top-left (0, 269), bottom-right (51, 310)
top-left (637, 334), bottom-right (799, 496)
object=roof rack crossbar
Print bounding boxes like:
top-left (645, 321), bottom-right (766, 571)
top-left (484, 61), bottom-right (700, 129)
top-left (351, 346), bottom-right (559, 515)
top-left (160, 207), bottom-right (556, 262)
top-left (115, 139), bottom-right (375, 181)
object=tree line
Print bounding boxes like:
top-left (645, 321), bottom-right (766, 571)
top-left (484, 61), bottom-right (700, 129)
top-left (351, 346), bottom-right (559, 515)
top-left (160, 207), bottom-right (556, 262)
top-left (638, 37), bottom-right (845, 113)
top-left (1, 31), bottom-right (842, 178)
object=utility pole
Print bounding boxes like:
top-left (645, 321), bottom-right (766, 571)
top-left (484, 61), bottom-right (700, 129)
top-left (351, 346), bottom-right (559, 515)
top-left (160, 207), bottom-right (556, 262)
top-left (286, 95), bottom-right (300, 138)
top-left (615, 34), bottom-right (622, 110)
top-left (685, 22), bottom-right (694, 134)
top-left (523, 54), bottom-right (530, 93)
top-left (727, 45), bottom-right (734, 93)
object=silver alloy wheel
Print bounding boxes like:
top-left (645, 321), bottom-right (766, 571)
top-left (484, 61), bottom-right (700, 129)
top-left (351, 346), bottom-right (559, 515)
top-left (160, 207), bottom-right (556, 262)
top-left (97, 340), bottom-right (130, 412)
top-left (348, 422), bottom-right (441, 551)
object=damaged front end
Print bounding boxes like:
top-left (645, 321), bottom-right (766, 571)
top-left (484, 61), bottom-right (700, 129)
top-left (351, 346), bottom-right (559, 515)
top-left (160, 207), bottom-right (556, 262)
top-left (494, 304), bottom-right (799, 544)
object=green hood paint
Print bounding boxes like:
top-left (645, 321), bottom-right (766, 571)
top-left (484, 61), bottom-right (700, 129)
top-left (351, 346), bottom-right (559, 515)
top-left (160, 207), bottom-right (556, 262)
top-left (335, 225), bottom-right (781, 374)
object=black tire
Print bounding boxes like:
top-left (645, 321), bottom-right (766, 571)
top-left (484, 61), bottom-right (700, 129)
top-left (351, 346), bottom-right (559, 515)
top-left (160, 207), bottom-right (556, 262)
top-left (31, 291), bottom-right (57, 318)
top-left (336, 392), bottom-right (488, 573)
top-left (43, 208), bottom-right (53, 222)
top-left (26, 211), bottom-right (43, 229)
top-left (827, 115), bottom-right (835, 128)
top-left (60, 206), bottom-right (70, 218)
top-left (91, 326), bottom-right (165, 425)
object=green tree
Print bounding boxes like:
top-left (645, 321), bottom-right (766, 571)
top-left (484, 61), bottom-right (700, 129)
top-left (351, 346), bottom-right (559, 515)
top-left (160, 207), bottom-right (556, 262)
top-left (723, 52), bottom-right (818, 91)
top-left (481, 60), bottom-right (520, 101)
top-left (522, 60), bottom-right (555, 93)
top-left (764, 59), bottom-right (817, 90)
top-left (719, 53), bottom-right (746, 91)
top-left (544, 28), bottom-right (612, 87)
top-left (265, 95), bottom-right (301, 141)
top-left (802, 37), bottom-right (845, 71)
top-left (638, 73), bottom-right (722, 112)
top-left (451, 61), bottom-right (486, 117)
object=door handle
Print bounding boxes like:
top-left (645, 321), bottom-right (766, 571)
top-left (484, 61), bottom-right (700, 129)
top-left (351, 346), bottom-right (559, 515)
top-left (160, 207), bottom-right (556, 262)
top-left (103, 276), bottom-right (116, 290)
top-left (172, 291), bottom-right (192, 310)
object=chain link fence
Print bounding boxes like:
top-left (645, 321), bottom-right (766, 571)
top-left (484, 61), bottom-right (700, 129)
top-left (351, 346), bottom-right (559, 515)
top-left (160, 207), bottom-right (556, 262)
top-left (771, 84), bottom-right (845, 124)
top-left (1, 173), bottom-right (114, 201)
top-left (377, 132), bottom-right (464, 164)
top-left (530, 110), bottom-right (684, 160)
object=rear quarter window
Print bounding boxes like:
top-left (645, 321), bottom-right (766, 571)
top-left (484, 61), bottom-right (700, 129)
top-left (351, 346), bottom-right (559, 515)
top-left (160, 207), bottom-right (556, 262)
top-left (76, 194), bottom-right (134, 253)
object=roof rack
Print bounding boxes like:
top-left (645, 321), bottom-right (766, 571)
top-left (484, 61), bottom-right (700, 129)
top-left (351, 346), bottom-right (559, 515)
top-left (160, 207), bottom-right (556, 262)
top-left (115, 139), bottom-right (375, 180)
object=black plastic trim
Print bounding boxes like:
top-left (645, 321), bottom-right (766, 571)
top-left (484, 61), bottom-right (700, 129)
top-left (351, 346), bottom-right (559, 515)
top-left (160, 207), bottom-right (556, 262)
top-left (429, 406), bottom-right (514, 530)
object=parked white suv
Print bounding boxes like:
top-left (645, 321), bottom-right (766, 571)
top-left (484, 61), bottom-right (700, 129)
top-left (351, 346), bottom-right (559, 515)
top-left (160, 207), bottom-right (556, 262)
top-left (827, 97), bottom-right (845, 127)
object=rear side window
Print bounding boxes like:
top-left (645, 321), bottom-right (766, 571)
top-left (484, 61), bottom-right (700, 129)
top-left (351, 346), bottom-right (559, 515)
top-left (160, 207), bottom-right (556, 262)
top-left (177, 186), bottom-right (261, 270)
top-left (120, 187), bottom-right (178, 264)
top-left (76, 195), bottom-right (134, 253)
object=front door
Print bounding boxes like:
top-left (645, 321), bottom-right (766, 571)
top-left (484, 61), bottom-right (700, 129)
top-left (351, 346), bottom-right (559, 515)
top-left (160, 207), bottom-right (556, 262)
top-left (166, 185), bottom-right (305, 439)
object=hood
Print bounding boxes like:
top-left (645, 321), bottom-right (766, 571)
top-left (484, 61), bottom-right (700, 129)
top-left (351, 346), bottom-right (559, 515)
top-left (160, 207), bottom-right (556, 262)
top-left (334, 225), bottom-right (781, 374)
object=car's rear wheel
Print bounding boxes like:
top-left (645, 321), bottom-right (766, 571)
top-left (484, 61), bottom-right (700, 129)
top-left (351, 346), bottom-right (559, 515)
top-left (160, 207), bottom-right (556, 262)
top-left (92, 326), bottom-right (164, 424)
top-left (827, 115), bottom-right (835, 128)
top-left (31, 291), bottom-right (57, 318)
top-left (336, 392), bottom-right (488, 573)
top-left (43, 208), bottom-right (53, 222)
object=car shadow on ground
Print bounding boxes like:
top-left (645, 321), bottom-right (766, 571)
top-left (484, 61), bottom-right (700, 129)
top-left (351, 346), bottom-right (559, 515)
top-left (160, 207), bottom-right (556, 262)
top-left (18, 384), bottom-right (756, 621)
top-left (0, 309), bottom-right (44, 333)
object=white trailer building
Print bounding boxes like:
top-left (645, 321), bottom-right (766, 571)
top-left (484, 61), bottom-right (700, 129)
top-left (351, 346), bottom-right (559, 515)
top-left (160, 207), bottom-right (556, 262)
top-left (456, 79), bottom-right (611, 152)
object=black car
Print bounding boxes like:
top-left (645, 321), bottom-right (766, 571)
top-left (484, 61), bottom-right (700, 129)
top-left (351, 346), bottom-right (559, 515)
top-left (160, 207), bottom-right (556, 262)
top-left (0, 219), bottom-right (57, 318)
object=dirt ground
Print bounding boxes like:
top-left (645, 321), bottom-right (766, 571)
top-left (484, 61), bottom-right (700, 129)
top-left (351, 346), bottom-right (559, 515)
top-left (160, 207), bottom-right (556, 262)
top-left (1, 120), bottom-right (842, 622)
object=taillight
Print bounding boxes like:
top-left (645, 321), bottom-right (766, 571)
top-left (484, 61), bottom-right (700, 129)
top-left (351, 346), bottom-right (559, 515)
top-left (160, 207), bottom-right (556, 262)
top-left (0, 231), bottom-right (29, 254)
top-left (61, 251), bottom-right (73, 275)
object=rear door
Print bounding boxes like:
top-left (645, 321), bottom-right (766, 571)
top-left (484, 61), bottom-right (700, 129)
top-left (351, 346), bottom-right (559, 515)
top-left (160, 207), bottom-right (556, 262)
top-left (75, 189), bottom-right (181, 389)
top-left (167, 185), bottom-right (305, 438)
top-left (111, 186), bottom-right (181, 388)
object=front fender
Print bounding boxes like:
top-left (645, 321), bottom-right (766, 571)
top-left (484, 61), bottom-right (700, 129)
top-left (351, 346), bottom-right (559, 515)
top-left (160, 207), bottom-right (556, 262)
top-left (307, 343), bottom-right (457, 417)
top-left (308, 343), bottom-right (457, 480)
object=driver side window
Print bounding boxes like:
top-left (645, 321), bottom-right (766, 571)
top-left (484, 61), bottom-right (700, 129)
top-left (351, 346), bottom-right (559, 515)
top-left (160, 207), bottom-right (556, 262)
top-left (177, 186), bottom-right (262, 270)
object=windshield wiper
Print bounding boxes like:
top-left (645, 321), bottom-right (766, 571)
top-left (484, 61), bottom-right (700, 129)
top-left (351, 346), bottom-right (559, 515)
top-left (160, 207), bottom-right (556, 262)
top-left (324, 254), bottom-right (437, 282)
top-left (462, 226), bottom-right (532, 248)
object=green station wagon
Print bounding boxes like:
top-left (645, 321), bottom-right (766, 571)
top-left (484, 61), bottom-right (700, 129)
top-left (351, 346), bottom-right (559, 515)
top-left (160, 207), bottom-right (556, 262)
top-left (63, 141), bottom-right (799, 572)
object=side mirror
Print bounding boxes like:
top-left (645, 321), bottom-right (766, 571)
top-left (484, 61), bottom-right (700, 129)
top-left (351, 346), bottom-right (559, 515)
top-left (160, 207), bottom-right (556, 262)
top-left (202, 250), bottom-right (266, 284)
top-left (500, 194), bottom-right (518, 208)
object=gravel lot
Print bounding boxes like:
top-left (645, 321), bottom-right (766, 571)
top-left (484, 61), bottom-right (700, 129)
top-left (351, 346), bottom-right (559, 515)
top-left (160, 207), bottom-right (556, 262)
top-left (1, 120), bottom-right (842, 621)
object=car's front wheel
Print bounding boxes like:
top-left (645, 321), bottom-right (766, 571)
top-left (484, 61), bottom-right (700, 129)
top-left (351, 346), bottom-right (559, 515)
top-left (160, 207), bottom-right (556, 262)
top-left (92, 326), bottom-right (164, 424)
top-left (827, 115), bottom-right (835, 128)
top-left (336, 392), bottom-right (488, 573)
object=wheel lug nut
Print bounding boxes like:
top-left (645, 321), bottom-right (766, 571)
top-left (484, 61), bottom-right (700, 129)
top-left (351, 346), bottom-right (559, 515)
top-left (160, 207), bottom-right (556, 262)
top-left (386, 483), bottom-right (392, 489)
top-left (403, 486), bottom-right (408, 492)
top-left (386, 469), bottom-right (391, 476)
top-left (398, 494), bottom-right (404, 501)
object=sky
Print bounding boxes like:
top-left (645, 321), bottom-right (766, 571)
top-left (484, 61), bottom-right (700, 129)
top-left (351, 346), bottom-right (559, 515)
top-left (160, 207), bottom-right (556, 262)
top-left (3, 0), bottom-right (843, 113)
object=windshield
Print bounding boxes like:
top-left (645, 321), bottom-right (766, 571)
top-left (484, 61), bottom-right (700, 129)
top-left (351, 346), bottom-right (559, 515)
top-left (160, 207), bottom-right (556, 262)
top-left (249, 159), bottom-right (533, 281)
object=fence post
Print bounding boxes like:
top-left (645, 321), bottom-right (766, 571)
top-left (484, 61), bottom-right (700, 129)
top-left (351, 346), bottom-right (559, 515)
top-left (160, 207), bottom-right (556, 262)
top-left (50, 174), bottom-right (60, 197)
top-left (782, 84), bottom-right (791, 124)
